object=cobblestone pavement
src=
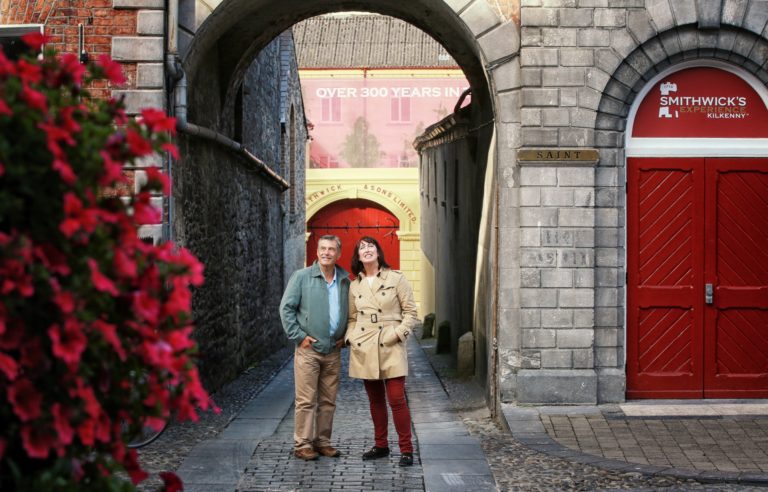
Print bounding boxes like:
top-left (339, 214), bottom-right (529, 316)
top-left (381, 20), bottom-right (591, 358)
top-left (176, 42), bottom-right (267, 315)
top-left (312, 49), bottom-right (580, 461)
top-left (137, 336), bottom-right (767, 491)
top-left (236, 351), bottom-right (425, 491)
top-left (540, 412), bottom-right (768, 473)
top-left (418, 338), bottom-right (759, 491)
top-left (136, 346), bottom-right (292, 491)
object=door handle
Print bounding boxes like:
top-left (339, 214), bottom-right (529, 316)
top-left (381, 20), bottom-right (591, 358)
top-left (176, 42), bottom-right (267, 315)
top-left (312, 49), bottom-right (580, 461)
top-left (705, 283), bottom-right (713, 304)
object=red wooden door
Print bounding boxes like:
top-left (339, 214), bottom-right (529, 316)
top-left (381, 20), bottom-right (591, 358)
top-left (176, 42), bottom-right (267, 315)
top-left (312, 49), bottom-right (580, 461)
top-left (306, 199), bottom-right (400, 277)
top-left (703, 158), bottom-right (768, 397)
top-left (628, 157), bottom-right (768, 398)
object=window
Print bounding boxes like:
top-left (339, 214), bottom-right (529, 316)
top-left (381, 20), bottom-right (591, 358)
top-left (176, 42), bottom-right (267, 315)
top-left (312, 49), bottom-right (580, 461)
top-left (315, 154), bottom-right (339, 168)
top-left (0, 24), bottom-right (44, 60)
top-left (288, 106), bottom-right (297, 216)
top-left (390, 97), bottom-right (411, 123)
top-left (321, 97), bottom-right (341, 122)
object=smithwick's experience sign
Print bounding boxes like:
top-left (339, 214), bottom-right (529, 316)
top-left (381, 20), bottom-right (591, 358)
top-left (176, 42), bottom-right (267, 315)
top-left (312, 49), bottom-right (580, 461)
top-left (633, 67), bottom-right (768, 138)
top-left (518, 148), bottom-right (599, 162)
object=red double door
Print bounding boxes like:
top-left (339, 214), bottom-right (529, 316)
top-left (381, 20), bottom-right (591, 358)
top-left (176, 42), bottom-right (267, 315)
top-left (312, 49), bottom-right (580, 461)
top-left (627, 157), bottom-right (768, 398)
top-left (306, 199), bottom-right (400, 278)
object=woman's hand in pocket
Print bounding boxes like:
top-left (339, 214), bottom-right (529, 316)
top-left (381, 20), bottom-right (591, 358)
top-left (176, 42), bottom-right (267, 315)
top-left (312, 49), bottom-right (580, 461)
top-left (381, 329), bottom-right (400, 346)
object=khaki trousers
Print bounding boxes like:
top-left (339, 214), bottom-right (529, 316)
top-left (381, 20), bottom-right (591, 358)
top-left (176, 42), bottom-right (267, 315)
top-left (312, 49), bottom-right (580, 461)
top-left (293, 345), bottom-right (341, 450)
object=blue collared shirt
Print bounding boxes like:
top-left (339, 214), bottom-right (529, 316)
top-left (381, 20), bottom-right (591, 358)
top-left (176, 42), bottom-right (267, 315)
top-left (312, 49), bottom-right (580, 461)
top-left (326, 269), bottom-right (339, 338)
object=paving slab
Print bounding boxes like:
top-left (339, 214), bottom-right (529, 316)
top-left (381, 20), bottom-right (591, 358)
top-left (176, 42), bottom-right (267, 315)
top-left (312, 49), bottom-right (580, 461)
top-left (501, 400), bottom-right (768, 486)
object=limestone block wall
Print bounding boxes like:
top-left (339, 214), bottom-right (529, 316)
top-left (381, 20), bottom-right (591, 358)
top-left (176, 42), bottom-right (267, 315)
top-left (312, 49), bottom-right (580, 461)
top-left (501, 0), bottom-right (768, 405)
top-left (173, 33), bottom-right (305, 390)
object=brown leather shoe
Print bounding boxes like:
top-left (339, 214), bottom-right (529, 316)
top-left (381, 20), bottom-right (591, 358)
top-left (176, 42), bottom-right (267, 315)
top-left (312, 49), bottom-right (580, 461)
top-left (315, 446), bottom-right (341, 457)
top-left (294, 448), bottom-right (319, 461)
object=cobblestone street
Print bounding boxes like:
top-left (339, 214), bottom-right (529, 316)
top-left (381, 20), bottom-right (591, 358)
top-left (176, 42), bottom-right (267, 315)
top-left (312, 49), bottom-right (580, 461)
top-left (236, 356), bottom-right (425, 491)
top-left (136, 337), bottom-right (768, 491)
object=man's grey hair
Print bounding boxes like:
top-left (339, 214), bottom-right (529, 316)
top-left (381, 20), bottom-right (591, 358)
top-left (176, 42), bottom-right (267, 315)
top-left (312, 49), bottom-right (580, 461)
top-left (318, 234), bottom-right (342, 250)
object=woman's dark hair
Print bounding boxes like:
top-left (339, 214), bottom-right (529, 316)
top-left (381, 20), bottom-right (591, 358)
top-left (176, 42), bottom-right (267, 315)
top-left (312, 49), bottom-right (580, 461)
top-left (351, 236), bottom-right (390, 276)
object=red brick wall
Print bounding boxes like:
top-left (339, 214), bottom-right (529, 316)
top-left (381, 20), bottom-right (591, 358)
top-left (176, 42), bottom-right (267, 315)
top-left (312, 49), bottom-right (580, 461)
top-left (1, 0), bottom-right (138, 98)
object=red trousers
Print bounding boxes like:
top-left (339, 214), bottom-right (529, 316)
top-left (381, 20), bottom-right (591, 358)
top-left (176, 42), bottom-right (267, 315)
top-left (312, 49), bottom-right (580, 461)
top-left (363, 377), bottom-right (413, 454)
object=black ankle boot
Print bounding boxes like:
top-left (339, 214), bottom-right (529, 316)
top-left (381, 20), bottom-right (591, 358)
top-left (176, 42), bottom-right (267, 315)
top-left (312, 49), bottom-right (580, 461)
top-left (362, 446), bottom-right (390, 460)
top-left (399, 453), bottom-right (413, 467)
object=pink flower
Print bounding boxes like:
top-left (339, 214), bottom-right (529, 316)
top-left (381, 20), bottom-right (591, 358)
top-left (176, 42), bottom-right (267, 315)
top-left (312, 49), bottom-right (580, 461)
top-left (177, 247), bottom-right (205, 287)
top-left (8, 378), bottom-right (43, 422)
top-left (160, 471), bottom-right (183, 492)
top-left (126, 129), bottom-right (153, 156)
top-left (21, 32), bottom-right (50, 51)
top-left (0, 49), bottom-right (15, 77)
top-left (167, 326), bottom-right (195, 352)
top-left (16, 59), bottom-right (43, 85)
top-left (133, 200), bottom-right (161, 225)
top-left (144, 167), bottom-right (170, 195)
top-left (87, 258), bottom-right (119, 296)
top-left (163, 281), bottom-right (192, 321)
top-left (0, 99), bottom-right (12, 116)
top-left (0, 351), bottom-right (18, 380)
top-left (113, 247), bottom-right (137, 278)
top-left (20, 85), bottom-right (48, 113)
top-left (97, 54), bottom-right (126, 85)
top-left (39, 120), bottom-right (76, 146)
top-left (58, 53), bottom-right (86, 86)
top-left (133, 291), bottom-right (160, 324)
top-left (53, 290), bottom-right (76, 314)
top-left (52, 158), bottom-right (77, 185)
top-left (77, 417), bottom-right (95, 446)
top-left (140, 108), bottom-right (176, 135)
top-left (51, 403), bottom-right (74, 447)
top-left (75, 378), bottom-right (103, 419)
top-left (161, 142), bottom-right (180, 160)
top-left (35, 244), bottom-right (71, 275)
top-left (99, 150), bottom-right (125, 186)
top-left (48, 319), bottom-right (87, 367)
top-left (91, 319), bottom-right (126, 360)
top-left (124, 448), bottom-right (149, 484)
top-left (20, 424), bottom-right (55, 459)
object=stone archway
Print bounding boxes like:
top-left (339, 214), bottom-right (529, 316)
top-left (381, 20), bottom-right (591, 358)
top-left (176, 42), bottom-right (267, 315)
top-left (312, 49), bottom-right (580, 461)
top-left (181, 0), bottom-right (519, 130)
top-left (173, 0), bottom-right (521, 400)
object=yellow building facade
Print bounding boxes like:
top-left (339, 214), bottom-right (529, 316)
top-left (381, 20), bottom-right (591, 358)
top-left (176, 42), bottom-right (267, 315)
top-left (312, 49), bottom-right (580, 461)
top-left (305, 168), bottom-right (432, 314)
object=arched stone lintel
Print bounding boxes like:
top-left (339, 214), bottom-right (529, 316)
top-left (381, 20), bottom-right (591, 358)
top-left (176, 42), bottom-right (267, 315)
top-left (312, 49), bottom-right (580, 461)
top-left (183, 0), bottom-right (506, 102)
top-left (305, 189), bottom-right (417, 235)
top-left (595, 26), bottom-right (768, 131)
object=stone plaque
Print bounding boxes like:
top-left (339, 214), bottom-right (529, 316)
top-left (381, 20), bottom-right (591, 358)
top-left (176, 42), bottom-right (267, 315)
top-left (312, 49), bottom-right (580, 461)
top-left (518, 148), bottom-right (599, 162)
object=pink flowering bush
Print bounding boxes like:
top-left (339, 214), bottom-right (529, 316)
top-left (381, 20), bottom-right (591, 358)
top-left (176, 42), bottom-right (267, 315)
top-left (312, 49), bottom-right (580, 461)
top-left (0, 34), bottom-right (214, 490)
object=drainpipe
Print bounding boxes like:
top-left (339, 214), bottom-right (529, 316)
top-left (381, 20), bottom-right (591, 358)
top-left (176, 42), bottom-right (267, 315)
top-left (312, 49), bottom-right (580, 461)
top-left (164, 0), bottom-right (290, 192)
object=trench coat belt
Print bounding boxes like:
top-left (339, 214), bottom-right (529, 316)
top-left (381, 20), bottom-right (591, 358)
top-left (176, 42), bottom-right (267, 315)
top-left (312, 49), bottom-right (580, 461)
top-left (356, 313), bottom-right (402, 323)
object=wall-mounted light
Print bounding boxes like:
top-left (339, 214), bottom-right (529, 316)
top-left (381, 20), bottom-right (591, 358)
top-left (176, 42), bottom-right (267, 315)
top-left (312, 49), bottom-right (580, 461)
top-left (78, 23), bottom-right (88, 63)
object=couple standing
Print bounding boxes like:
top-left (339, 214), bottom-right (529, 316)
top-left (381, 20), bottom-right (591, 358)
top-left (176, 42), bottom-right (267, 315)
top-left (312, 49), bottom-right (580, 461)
top-left (279, 235), bottom-right (418, 467)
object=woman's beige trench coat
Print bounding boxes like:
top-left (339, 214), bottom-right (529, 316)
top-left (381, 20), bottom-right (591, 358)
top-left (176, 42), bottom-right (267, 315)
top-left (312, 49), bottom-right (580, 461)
top-left (345, 268), bottom-right (418, 379)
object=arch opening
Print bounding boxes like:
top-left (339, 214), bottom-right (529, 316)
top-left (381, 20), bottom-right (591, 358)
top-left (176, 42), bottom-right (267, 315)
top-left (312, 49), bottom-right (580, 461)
top-left (172, 0), bottom-right (506, 397)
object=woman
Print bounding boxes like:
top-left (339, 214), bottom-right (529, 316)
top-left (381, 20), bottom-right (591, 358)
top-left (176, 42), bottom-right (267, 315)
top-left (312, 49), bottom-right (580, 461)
top-left (345, 236), bottom-right (418, 467)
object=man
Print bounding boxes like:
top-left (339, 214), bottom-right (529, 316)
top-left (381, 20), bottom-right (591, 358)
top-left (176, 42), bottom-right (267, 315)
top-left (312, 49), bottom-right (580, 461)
top-left (280, 235), bottom-right (350, 460)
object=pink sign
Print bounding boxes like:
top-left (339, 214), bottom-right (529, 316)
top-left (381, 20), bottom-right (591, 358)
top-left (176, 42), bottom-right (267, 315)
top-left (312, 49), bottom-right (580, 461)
top-left (633, 67), bottom-right (768, 138)
top-left (301, 73), bottom-right (469, 168)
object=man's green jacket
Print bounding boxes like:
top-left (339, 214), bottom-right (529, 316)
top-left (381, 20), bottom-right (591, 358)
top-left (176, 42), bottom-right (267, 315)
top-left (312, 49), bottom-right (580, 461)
top-left (280, 261), bottom-right (350, 354)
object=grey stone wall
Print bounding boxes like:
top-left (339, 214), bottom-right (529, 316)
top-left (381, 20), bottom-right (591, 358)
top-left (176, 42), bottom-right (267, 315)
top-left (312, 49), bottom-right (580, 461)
top-left (417, 108), bottom-right (492, 373)
top-left (501, 0), bottom-right (768, 405)
top-left (174, 32), bottom-right (306, 390)
top-left (277, 31), bottom-right (308, 283)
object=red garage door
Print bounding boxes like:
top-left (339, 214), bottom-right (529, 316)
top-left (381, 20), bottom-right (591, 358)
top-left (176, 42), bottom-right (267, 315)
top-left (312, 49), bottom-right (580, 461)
top-left (306, 199), bottom-right (400, 277)
top-left (627, 157), bottom-right (768, 398)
